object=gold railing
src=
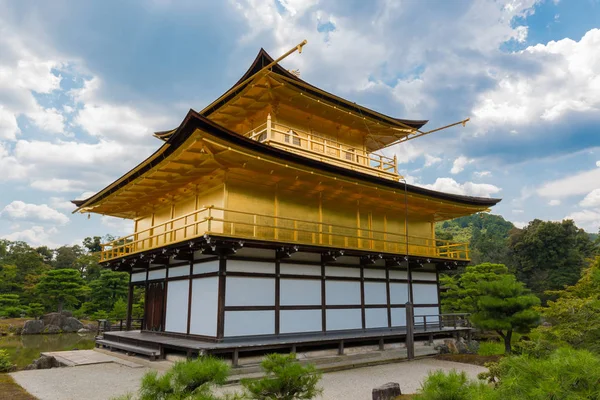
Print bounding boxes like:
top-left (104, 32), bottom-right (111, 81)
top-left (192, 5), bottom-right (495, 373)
top-left (244, 118), bottom-right (399, 180)
top-left (100, 206), bottom-right (469, 262)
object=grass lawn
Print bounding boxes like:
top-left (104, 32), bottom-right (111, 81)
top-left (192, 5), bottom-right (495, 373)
top-left (0, 374), bottom-right (37, 400)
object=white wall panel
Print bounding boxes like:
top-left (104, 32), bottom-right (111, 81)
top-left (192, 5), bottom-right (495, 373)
top-left (226, 277), bottom-right (275, 306)
top-left (364, 282), bottom-right (387, 305)
top-left (413, 284), bottom-right (439, 305)
top-left (280, 264), bottom-right (321, 276)
top-left (415, 307), bottom-right (440, 324)
top-left (224, 311), bottom-right (275, 337)
top-left (325, 281), bottom-right (361, 305)
top-left (148, 269), bottom-right (166, 280)
top-left (169, 265), bottom-right (190, 278)
top-left (363, 269), bottom-right (386, 279)
top-left (131, 272), bottom-right (146, 282)
top-left (366, 308), bottom-right (388, 328)
top-left (389, 270), bottom-right (408, 279)
top-left (280, 310), bottom-right (322, 334)
top-left (280, 279), bottom-right (321, 305)
top-left (391, 307), bottom-right (407, 327)
top-left (165, 280), bottom-right (189, 333)
top-left (412, 271), bottom-right (437, 281)
top-left (227, 260), bottom-right (275, 274)
top-left (189, 277), bottom-right (218, 336)
top-left (326, 309), bottom-right (362, 331)
top-left (390, 283), bottom-right (409, 304)
top-left (325, 266), bottom-right (360, 278)
top-left (193, 260), bottom-right (219, 274)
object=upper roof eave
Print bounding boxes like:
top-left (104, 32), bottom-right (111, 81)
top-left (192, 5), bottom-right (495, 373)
top-left (73, 109), bottom-right (500, 213)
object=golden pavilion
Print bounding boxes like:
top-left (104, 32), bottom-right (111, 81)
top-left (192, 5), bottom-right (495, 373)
top-left (74, 42), bottom-right (500, 362)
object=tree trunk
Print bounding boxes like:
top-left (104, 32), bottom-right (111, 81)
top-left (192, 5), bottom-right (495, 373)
top-left (57, 300), bottom-right (63, 314)
top-left (504, 329), bottom-right (512, 354)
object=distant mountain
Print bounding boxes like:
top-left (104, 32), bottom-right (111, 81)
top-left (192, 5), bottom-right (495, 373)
top-left (436, 213), bottom-right (516, 265)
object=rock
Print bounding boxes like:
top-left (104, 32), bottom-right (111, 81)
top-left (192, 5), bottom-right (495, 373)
top-left (62, 317), bottom-right (84, 333)
top-left (44, 324), bottom-right (61, 334)
top-left (42, 312), bottom-right (67, 328)
top-left (444, 339), bottom-right (459, 354)
top-left (467, 339), bottom-right (480, 354)
top-left (456, 338), bottom-right (469, 354)
top-left (434, 343), bottom-right (450, 354)
top-left (77, 328), bottom-right (91, 333)
top-left (22, 320), bottom-right (44, 335)
top-left (372, 382), bottom-right (401, 400)
top-left (24, 355), bottom-right (61, 370)
top-left (83, 323), bottom-right (96, 331)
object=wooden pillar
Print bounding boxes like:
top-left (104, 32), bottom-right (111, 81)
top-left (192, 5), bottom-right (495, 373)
top-left (126, 283), bottom-right (134, 330)
top-left (216, 255), bottom-right (227, 340)
top-left (406, 302), bottom-right (415, 360)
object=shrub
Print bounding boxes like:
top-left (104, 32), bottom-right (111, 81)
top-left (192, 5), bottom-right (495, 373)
top-left (0, 306), bottom-right (25, 318)
top-left (242, 353), bottom-right (322, 400)
top-left (493, 347), bottom-right (600, 399)
top-left (0, 350), bottom-right (14, 373)
top-left (138, 356), bottom-right (231, 400)
top-left (414, 370), bottom-right (493, 400)
top-left (477, 342), bottom-right (504, 356)
top-left (26, 303), bottom-right (45, 318)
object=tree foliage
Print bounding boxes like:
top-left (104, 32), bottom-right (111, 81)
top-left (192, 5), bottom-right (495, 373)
top-left (440, 263), bottom-right (510, 314)
top-left (537, 256), bottom-right (600, 353)
top-left (471, 275), bottom-right (540, 354)
top-left (89, 269), bottom-right (129, 312)
top-left (242, 353), bottom-right (323, 400)
top-left (509, 219), bottom-right (594, 302)
top-left (414, 370), bottom-right (492, 400)
top-left (36, 269), bottom-right (89, 313)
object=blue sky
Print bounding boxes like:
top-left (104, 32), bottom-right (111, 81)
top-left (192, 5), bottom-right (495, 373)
top-left (0, 0), bottom-right (599, 247)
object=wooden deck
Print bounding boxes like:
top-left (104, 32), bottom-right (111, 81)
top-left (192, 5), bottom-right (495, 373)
top-left (101, 325), bottom-right (470, 365)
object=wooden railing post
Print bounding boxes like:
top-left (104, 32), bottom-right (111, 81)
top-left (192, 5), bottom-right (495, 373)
top-left (406, 303), bottom-right (415, 360)
top-left (267, 113), bottom-right (272, 140)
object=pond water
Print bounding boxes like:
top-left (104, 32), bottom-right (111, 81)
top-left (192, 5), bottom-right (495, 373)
top-left (0, 333), bottom-right (96, 369)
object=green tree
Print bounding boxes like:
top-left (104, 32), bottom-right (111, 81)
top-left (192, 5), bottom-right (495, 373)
top-left (414, 370), bottom-right (492, 400)
top-left (53, 245), bottom-right (85, 269)
top-left (0, 264), bottom-right (22, 293)
top-left (242, 353), bottom-right (322, 400)
top-left (537, 256), bottom-right (600, 352)
top-left (36, 269), bottom-right (89, 313)
top-left (440, 263), bottom-right (510, 314)
top-left (110, 298), bottom-right (128, 320)
top-left (82, 236), bottom-right (103, 253)
top-left (509, 219), bottom-right (594, 301)
top-left (472, 275), bottom-right (541, 354)
top-left (89, 269), bottom-right (129, 311)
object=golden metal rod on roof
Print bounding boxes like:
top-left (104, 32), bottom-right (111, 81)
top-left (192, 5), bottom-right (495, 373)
top-left (386, 117), bottom-right (470, 147)
top-left (204, 40), bottom-right (308, 113)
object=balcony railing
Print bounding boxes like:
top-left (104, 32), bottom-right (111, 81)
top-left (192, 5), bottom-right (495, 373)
top-left (244, 117), bottom-right (399, 180)
top-left (100, 206), bottom-right (469, 263)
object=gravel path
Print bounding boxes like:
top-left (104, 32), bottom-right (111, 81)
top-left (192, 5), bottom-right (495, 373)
top-left (11, 358), bottom-right (485, 400)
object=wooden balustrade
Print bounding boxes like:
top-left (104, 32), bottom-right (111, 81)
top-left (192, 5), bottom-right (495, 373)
top-left (245, 120), bottom-right (399, 180)
top-left (100, 206), bottom-right (470, 262)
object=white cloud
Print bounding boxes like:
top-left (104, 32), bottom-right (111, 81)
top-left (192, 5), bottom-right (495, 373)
top-left (1, 225), bottom-right (60, 247)
top-left (31, 178), bottom-right (87, 193)
top-left (512, 209), bottom-right (524, 214)
top-left (596, 160), bottom-right (600, 167)
top-left (420, 177), bottom-right (501, 198)
top-left (548, 199), bottom-right (561, 206)
top-left (49, 197), bottom-right (75, 211)
top-left (100, 216), bottom-right (134, 235)
top-left (451, 156), bottom-right (472, 174)
top-left (0, 106), bottom-right (20, 140)
top-left (424, 154), bottom-right (442, 167)
top-left (474, 170), bottom-right (492, 178)
top-left (537, 168), bottom-right (600, 198)
top-left (27, 107), bottom-right (65, 134)
top-left (0, 142), bottom-right (30, 181)
top-left (565, 210), bottom-right (600, 232)
top-left (513, 221), bottom-right (528, 229)
top-left (0, 200), bottom-right (69, 225)
top-left (580, 188), bottom-right (600, 208)
top-left (473, 29), bottom-right (600, 126)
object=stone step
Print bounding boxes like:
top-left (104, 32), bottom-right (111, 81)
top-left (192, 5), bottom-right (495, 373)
top-left (96, 339), bottom-right (160, 360)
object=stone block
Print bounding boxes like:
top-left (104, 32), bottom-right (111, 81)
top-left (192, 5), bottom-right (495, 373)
top-left (372, 382), bottom-right (401, 400)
